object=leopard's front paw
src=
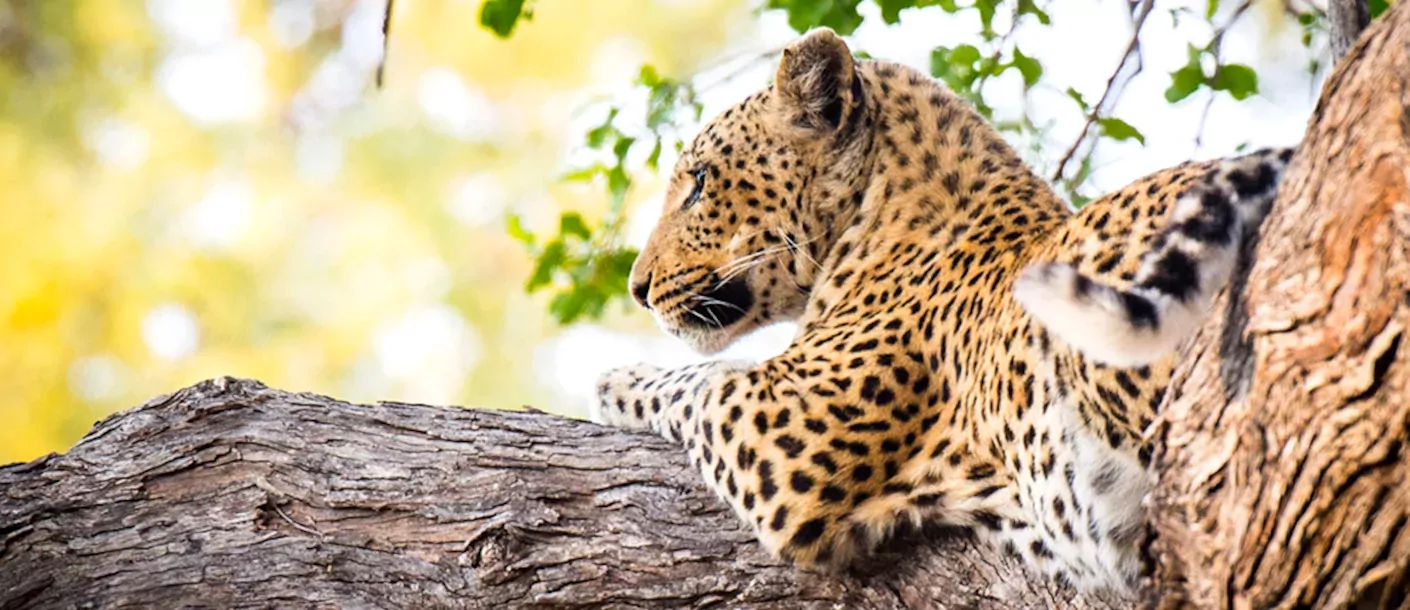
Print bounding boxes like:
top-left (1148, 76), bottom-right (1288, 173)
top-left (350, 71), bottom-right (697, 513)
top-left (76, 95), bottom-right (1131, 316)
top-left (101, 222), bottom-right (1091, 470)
top-left (590, 364), bottom-right (663, 429)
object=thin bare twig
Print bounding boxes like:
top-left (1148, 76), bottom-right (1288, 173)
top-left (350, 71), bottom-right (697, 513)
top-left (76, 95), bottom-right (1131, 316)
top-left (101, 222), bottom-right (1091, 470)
top-left (1193, 0), bottom-right (1255, 151)
top-left (1050, 0), bottom-right (1154, 184)
top-left (692, 44), bottom-right (787, 93)
top-left (1192, 92), bottom-right (1218, 152)
top-left (376, 0), bottom-right (395, 88)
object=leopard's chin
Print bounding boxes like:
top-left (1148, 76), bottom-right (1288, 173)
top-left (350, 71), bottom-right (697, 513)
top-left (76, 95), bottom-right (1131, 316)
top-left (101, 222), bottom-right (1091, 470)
top-left (661, 319), bottom-right (743, 356)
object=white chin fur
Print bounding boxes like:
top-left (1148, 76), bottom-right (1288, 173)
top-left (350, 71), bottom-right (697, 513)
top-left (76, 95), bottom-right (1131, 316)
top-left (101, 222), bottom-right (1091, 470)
top-left (656, 313), bottom-right (736, 355)
top-left (677, 327), bottom-right (734, 355)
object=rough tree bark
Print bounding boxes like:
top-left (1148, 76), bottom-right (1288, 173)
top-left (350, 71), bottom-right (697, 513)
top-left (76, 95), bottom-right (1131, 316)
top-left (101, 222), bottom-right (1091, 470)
top-left (3, 4), bottom-right (1409, 610)
top-left (1149, 1), bottom-right (1410, 608)
top-left (0, 377), bottom-right (1122, 609)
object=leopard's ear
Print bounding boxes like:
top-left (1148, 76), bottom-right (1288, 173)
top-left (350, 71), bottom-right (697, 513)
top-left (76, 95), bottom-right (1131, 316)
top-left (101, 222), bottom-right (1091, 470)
top-left (773, 28), bottom-right (863, 134)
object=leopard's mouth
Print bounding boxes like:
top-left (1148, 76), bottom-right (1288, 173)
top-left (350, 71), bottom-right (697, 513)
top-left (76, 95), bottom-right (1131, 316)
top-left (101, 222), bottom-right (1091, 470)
top-left (660, 276), bottom-right (755, 354)
top-left (680, 277), bottom-right (754, 330)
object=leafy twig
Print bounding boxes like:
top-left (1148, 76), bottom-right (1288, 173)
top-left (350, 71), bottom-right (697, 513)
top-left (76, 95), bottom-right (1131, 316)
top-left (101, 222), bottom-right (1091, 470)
top-left (1193, 0), bottom-right (1255, 150)
top-left (1051, 0), bottom-right (1154, 184)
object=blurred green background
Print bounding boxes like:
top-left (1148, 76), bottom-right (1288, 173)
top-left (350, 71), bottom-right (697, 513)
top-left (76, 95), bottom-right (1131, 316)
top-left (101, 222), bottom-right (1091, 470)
top-left (0, 0), bottom-right (754, 462)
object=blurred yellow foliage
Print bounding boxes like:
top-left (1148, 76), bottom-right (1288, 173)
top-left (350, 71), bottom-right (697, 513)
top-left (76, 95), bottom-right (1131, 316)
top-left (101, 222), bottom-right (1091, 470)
top-left (0, 0), bottom-right (750, 463)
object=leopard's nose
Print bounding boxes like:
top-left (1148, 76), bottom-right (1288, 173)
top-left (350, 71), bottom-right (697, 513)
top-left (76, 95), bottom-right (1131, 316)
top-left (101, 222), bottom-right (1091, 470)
top-left (630, 274), bottom-right (653, 310)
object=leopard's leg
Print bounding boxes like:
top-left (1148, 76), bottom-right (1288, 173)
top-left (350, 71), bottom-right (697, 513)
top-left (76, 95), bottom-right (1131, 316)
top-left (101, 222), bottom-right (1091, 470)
top-left (591, 361), bottom-right (745, 441)
top-left (592, 357), bottom-right (933, 571)
top-left (1014, 147), bottom-right (1293, 367)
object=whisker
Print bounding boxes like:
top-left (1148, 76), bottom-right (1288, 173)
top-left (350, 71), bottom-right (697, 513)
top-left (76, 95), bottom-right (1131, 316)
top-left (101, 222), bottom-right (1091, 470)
top-left (683, 307), bottom-right (713, 326)
top-left (683, 292), bottom-right (726, 328)
top-left (715, 244), bottom-right (787, 275)
top-left (687, 291), bottom-right (746, 314)
top-left (717, 257), bottom-right (772, 284)
top-left (715, 243), bottom-right (796, 281)
top-left (779, 228), bottom-right (824, 272)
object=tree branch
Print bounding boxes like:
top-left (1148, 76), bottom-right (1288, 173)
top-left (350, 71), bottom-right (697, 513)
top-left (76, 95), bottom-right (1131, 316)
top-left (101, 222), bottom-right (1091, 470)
top-left (0, 377), bottom-right (1125, 608)
top-left (1328, 0), bottom-right (1370, 60)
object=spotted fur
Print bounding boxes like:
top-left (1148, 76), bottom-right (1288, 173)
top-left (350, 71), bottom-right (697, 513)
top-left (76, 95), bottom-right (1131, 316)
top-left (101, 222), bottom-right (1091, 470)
top-left (590, 29), bottom-right (1290, 592)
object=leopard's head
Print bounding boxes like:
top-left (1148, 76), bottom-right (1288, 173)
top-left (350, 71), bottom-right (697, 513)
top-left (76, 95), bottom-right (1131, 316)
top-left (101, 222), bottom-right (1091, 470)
top-left (629, 29), bottom-right (874, 353)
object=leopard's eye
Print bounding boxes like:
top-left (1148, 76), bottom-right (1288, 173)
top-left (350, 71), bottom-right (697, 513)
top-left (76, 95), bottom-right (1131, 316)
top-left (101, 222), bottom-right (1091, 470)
top-left (683, 168), bottom-right (707, 209)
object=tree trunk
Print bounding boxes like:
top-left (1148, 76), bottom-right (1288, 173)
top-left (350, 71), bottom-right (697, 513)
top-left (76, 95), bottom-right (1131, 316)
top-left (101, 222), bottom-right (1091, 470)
top-left (1148, 1), bottom-right (1410, 608)
top-left (0, 377), bottom-right (1124, 609)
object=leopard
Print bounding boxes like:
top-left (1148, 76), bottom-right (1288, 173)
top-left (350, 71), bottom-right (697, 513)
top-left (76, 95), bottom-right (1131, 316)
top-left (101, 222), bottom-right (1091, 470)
top-left (589, 28), bottom-right (1292, 592)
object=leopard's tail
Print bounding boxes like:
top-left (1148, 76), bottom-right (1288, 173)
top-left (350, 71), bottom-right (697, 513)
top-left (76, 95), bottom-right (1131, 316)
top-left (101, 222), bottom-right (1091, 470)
top-left (1013, 147), bottom-right (1294, 367)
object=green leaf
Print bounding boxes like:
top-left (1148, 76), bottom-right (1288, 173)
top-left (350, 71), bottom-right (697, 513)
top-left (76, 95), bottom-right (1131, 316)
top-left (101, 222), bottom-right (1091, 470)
top-left (974, 0), bottom-right (998, 38)
top-left (559, 212), bottom-right (592, 241)
top-left (876, 0), bottom-right (913, 24)
top-left (1186, 43), bottom-right (1204, 65)
top-left (506, 214), bottom-right (535, 246)
top-left (1165, 65), bottom-right (1205, 103)
top-left (1211, 63), bottom-right (1258, 100)
top-left (606, 165), bottom-right (631, 205)
top-left (636, 64), bottom-right (662, 88)
top-left (929, 47), bottom-right (950, 78)
top-left (559, 164), bottom-right (604, 183)
top-left (931, 45), bottom-right (977, 94)
top-left (639, 65), bottom-right (691, 130)
top-left (1369, 0), bottom-right (1389, 18)
top-left (1011, 48), bottom-right (1043, 88)
top-left (1097, 117), bottom-right (1146, 145)
top-left (612, 136), bottom-right (635, 163)
top-left (931, 43), bottom-right (981, 93)
top-left (526, 241), bottom-right (566, 291)
top-left (645, 139), bottom-right (663, 171)
top-left (821, 1), bottom-right (865, 35)
top-left (608, 248), bottom-right (639, 278)
top-left (1205, 0), bottom-right (1219, 19)
top-left (548, 291), bottom-right (588, 324)
top-left (780, 0), bottom-right (832, 33)
top-left (769, 0), bottom-right (865, 35)
top-left (1066, 87), bottom-right (1090, 112)
top-left (949, 43), bottom-right (981, 67)
top-left (479, 0), bottom-right (529, 38)
top-left (585, 108), bottom-right (619, 148)
top-left (1016, 0), bottom-right (1051, 24)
